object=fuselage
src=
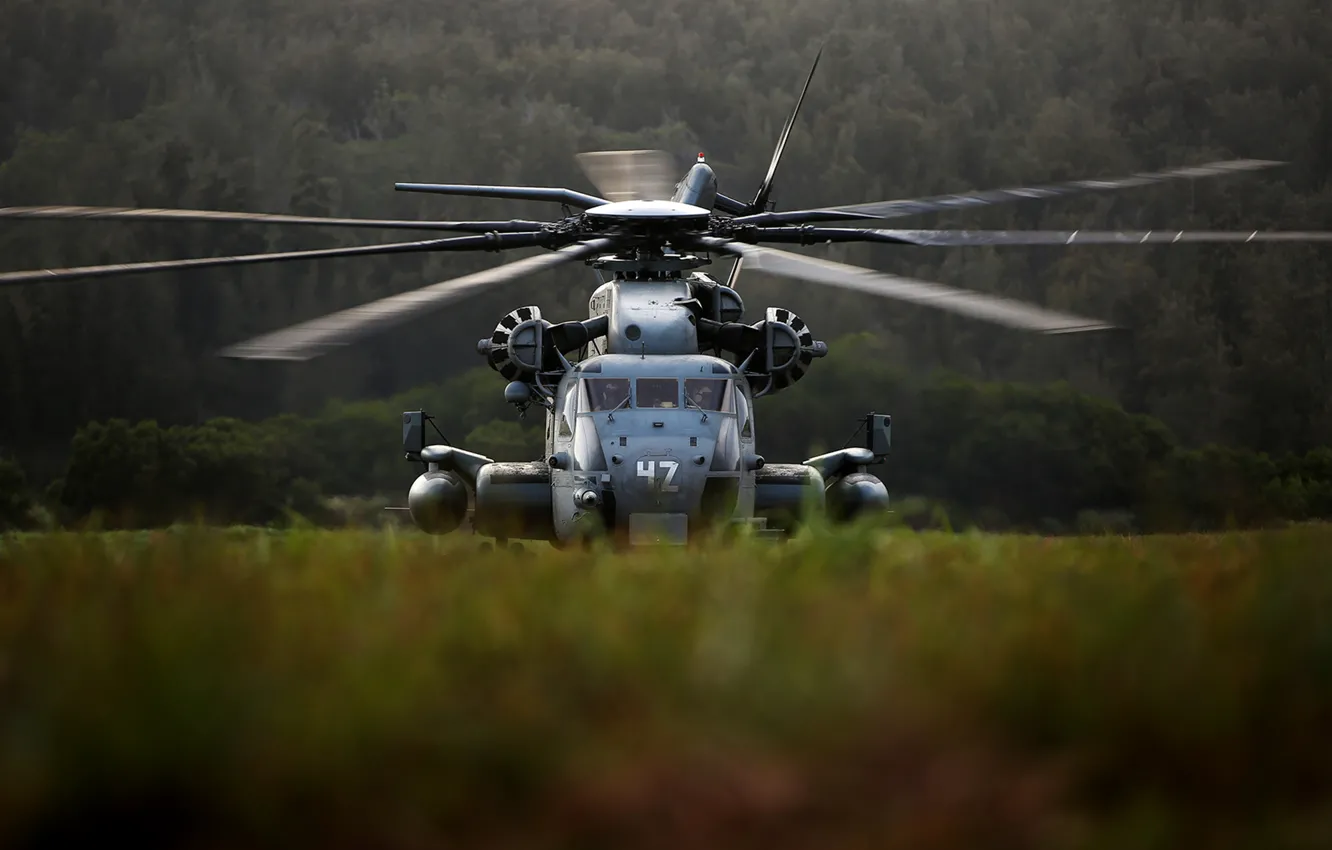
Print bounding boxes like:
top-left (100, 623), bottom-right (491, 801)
top-left (545, 353), bottom-right (758, 544)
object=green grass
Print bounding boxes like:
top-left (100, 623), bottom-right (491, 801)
top-left (4, 524), bottom-right (1332, 848)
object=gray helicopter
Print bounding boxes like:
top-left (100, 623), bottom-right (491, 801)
top-left (4, 50), bottom-right (1331, 545)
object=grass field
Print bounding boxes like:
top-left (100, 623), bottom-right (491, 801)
top-left (3, 524), bottom-right (1332, 849)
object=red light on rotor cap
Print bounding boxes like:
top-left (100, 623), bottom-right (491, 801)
top-left (697, 152), bottom-right (706, 162)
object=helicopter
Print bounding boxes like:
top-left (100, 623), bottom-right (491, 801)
top-left (3, 49), bottom-right (1332, 546)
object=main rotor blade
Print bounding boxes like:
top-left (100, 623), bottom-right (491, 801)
top-left (575, 150), bottom-right (677, 202)
top-left (219, 238), bottom-right (618, 361)
top-left (731, 209), bottom-right (883, 226)
top-left (395, 183), bottom-right (609, 209)
top-left (690, 237), bottom-right (1112, 335)
top-left (0, 205), bottom-right (548, 232)
top-left (859, 228), bottom-right (1332, 246)
top-left (737, 227), bottom-right (920, 246)
top-left (751, 46), bottom-right (822, 215)
top-left (735, 226), bottom-right (1332, 247)
top-left (791, 159), bottom-right (1285, 222)
top-left (0, 232), bottom-right (557, 287)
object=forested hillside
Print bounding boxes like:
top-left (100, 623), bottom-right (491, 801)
top-left (2, 0), bottom-right (1330, 477)
top-left (12, 333), bottom-right (1330, 535)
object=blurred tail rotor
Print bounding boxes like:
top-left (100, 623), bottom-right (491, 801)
top-left (575, 150), bottom-right (678, 202)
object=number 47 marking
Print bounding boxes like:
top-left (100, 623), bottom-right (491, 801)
top-left (636, 460), bottom-right (680, 492)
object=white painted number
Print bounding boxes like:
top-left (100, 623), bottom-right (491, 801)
top-left (636, 459), bottom-right (680, 492)
top-left (661, 460), bottom-right (679, 492)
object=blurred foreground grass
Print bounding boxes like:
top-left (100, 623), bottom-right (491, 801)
top-left (4, 524), bottom-right (1332, 849)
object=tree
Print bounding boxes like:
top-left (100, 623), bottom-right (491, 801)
top-left (0, 456), bottom-right (31, 529)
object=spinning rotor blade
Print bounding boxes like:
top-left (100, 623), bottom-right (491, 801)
top-left (851, 228), bottom-right (1332, 246)
top-left (737, 227), bottom-right (1332, 247)
top-left (751, 46), bottom-right (822, 215)
top-left (739, 227), bottom-right (919, 246)
top-left (219, 238), bottom-right (618, 361)
top-left (768, 159), bottom-right (1285, 225)
top-left (0, 232), bottom-right (558, 286)
top-left (575, 150), bottom-right (678, 202)
top-left (0, 205), bottom-right (548, 233)
top-left (395, 183), bottom-right (608, 209)
top-left (690, 237), bottom-right (1112, 335)
top-left (731, 209), bottom-right (882, 226)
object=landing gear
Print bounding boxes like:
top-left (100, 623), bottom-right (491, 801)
top-left (477, 539), bottom-right (526, 554)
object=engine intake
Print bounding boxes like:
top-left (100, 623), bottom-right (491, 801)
top-left (761, 307), bottom-right (824, 391)
top-left (481, 306), bottom-right (552, 382)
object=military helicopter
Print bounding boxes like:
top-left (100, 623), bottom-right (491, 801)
top-left (4, 50), bottom-right (1332, 546)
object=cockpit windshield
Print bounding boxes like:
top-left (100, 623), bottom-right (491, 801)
top-left (684, 378), bottom-right (731, 412)
top-left (583, 378), bottom-right (631, 411)
top-left (580, 376), bottom-right (740, 412)
top-left (636, 378), bottom-right (680, 408)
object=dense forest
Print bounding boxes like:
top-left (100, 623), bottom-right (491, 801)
top-left (6, 332), bottom-right (1330, 535)
top-left (2, 0), bottom-right (1331, 528)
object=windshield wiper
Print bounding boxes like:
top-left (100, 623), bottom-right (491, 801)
top-left (605, 395), bottom-right (631, 421)
top-left (684, 395), bottom-right (709, 423)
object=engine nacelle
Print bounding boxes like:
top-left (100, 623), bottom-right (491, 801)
top-left (826, 472), bottom-right (890, 523)
top-left (478, 309), bottom-right (608, 392)
top-left (687, 276), bottom-right (745, 323)
top-left (408, 470), bottom-right (469, 534)
top-left (700, 306), bottom-right (826, 397)
top-left (757, 307), bottom-right (824, 392)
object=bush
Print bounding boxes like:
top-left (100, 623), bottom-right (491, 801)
top-left (58, 419), bottom-right (308, 528)
top-left (1076, 509), bottom-right (1138, 536)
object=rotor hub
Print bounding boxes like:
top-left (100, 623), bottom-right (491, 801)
top-left (583, 199), bottom-right (711, 223)
top-left (590, 253), bottom-right (708, 273)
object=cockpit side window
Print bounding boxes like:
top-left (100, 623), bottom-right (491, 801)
top-left (684, 378), bottom-right (731, 412)
top-left (736, 379), bottom-right (754, 439)
top-left (583, 378), bottom-right (631, 411)
top-left (636, 378), bottom-right (680, 409)
top-left (559, 377), bottom-right (579, 438)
